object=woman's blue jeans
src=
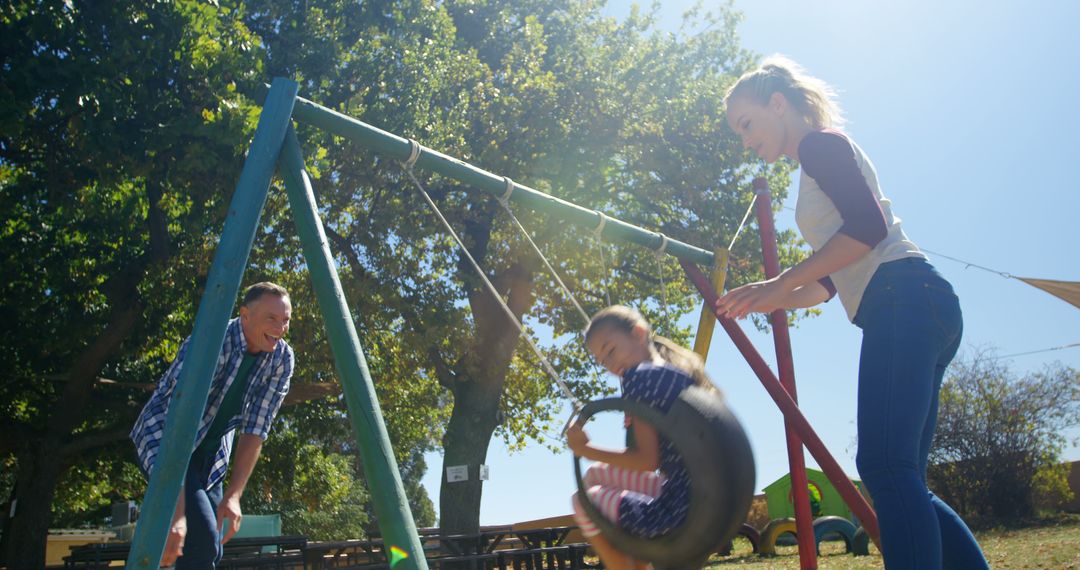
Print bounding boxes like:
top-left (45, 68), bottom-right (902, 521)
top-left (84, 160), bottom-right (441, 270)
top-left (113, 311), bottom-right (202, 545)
top-left (853, 258), bottom-right (987, 569)
top-left (175, 452), bottom-right (224, 569)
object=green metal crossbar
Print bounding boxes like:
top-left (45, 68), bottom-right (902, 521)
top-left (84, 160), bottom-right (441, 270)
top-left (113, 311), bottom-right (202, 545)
top-left (289, 94), bottom-right (717, 268)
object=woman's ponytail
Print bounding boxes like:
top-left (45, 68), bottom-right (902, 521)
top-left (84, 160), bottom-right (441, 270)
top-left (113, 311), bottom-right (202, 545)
top-left (725, 55), bottom-right (843, 130)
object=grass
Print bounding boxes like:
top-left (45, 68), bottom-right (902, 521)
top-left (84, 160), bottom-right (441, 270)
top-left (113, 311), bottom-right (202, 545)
top-left (701, 514), bottom-right (1080, 569)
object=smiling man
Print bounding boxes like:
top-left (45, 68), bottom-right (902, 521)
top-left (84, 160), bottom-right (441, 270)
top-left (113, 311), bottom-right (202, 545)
top-left (130, 282), bottom-right (294, 568)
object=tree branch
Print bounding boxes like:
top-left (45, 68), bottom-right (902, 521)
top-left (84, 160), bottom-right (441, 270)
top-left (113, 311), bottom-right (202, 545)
top-left (146, 166), bottom-right (171, 263)
top-left (327, 225), bottom-right (468, 390)
top-left (59, 427), bottom-right (133, 458)
top-left (50, 297), bottom-right (143, 439)
top-left (427, 347), bottom-right (458, 390)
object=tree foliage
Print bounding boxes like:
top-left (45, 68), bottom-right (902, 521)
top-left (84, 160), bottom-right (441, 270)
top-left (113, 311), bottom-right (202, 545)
top-left (928, 349), bottom-right (1080, 524)
top-left (1, 0), bottom-right (807, 563)
top-left (248, 0), bottom-right (799, 533)
top-left (0, 1), bottom-right (275, 565)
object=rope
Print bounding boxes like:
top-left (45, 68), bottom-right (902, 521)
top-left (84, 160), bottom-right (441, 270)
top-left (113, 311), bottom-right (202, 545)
top-left (593, 212), bottom-right (607, 238)
top-left (400, 142), bottom-right (581, 408)
top-left (495, 186), bottom-right (590, 325)
top-left (921, 248), bottom-right (1015, 279)
top-left (773, 205), bottom-right (1014, 281)
top-left (501, 176), bottom-right (515, 203)
top-left (403, 139), bottom-right (421, 169)
top-left (728, 193), bottom-right (758, 251)
top-left (993, 342), bottom-right (1080, 360)
top-left (751, 192), bottom-right (1072, 363)
top-left (494, 190), bottom-right (610, 394)
top-left (654, 234), bottom-right (669, 256)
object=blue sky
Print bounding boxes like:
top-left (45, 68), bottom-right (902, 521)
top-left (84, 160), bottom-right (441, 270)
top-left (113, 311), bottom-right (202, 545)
top-left (420, 0), bottom-right (1080, 525)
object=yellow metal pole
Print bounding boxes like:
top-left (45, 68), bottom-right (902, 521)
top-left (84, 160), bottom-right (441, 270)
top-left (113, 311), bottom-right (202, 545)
top-left (692, 248), bottom-right (730, 362)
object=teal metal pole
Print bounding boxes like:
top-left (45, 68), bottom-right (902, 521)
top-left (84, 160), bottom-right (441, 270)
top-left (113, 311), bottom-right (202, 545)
top-left (125, 78), bottom-right (299, 569)
top-left (288, 96), bottom-right (716, 268)
top-left (278, 126), bottom-right (428, 569)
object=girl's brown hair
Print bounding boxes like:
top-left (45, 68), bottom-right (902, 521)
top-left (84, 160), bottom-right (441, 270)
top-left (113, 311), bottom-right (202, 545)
top-left (584, 305), bottom-right (718, 392)
top-left (724, 55), bottom-right (843, 130)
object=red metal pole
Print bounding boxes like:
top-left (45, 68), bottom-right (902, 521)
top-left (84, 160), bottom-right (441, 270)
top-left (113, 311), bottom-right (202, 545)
top-left (751, 178), bottom-right (817, 569)
top-left (679, 259), bottom-right (881, 546)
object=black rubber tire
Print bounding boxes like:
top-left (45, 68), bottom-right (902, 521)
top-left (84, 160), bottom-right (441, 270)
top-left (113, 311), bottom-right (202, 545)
top-left (812, 515), bottom-right (857, 554)
top-left (716, 522), bottom-right (761, 556)
top-left (573, 387), bottom-right (755, 568)
top-left (851, 526), bottom-right (871, 556)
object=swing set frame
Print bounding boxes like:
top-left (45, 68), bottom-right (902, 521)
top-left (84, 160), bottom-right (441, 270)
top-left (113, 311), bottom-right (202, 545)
top-left (126, 78), bottom-right (878, 570)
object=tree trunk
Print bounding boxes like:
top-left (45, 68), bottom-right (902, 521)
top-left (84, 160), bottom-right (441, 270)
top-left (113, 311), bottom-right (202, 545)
top-left (1, 277), bottom-right (143, 566)
top-left (438, 253), bottom-right (534, 536)
top-left (0, 481), bottom-right (16, 567)
top-left (438, 379), bottom-right (503, 535)
top-left (4, 441), bottom-right (64, 570)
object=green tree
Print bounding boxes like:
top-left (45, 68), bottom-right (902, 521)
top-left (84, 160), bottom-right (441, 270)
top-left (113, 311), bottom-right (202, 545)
top-left (0, 2), bottom-right (272, 565)
top-left (928, 349), bottom-right (1080, 524)
top-left (0, 0), bottom-right (433, 561)
top-left (0, 3), bottom-right (811, 566)
top-left (240, 0), bottom-right (800, 534)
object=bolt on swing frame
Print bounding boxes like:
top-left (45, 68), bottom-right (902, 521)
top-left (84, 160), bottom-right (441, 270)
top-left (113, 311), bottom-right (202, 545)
top-left (126, 78), bottom-right (878, 569)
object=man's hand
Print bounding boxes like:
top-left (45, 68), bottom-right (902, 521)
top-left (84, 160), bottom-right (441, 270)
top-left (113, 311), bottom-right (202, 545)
top-left (217, 493), bottom-right (243, 544)
top-left (218, 433), bottom-right (262, 544)
top-left (161, 515), bottom-right (186, 567)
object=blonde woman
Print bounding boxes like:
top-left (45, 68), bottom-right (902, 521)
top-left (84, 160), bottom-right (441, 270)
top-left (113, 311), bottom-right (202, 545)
top-left (717, 57), bottom-right (987, 569)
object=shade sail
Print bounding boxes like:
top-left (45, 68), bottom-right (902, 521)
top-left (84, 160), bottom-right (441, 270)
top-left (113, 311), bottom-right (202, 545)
top-left (1018, 277), bottom-right (1080, 310)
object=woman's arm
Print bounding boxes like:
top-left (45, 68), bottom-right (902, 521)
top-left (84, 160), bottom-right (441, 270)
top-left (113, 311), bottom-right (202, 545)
top-left (782, 280), bottom-right (835, 310)
top-left (718, 131), bottom-right (886, 319)
top-left (777, 233), bottom-right (870, 291)
top-left (716, 234), bottom-right (868, 319)
top-left (567, 418), bottom-right (661, 472)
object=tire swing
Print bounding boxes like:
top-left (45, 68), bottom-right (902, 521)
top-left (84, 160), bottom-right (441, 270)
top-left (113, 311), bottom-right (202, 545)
top-left (573, 386), bottom-right (756, 570)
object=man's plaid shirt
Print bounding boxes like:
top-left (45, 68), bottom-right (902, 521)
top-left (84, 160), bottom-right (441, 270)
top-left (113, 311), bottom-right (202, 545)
top-left (130, 317), bottom-right (293, 490)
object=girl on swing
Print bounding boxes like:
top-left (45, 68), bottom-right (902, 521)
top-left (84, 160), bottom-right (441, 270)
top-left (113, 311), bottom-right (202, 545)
top-left (718, 56), bottom-right (988, 569)
top-left (567, 305), bottom-right (717, 570)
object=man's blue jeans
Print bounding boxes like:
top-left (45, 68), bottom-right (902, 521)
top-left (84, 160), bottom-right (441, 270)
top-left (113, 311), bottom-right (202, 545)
top-left (853, 258), bottom-right (987, 569)
top-left (176, 453), bottom-right (223, 569)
